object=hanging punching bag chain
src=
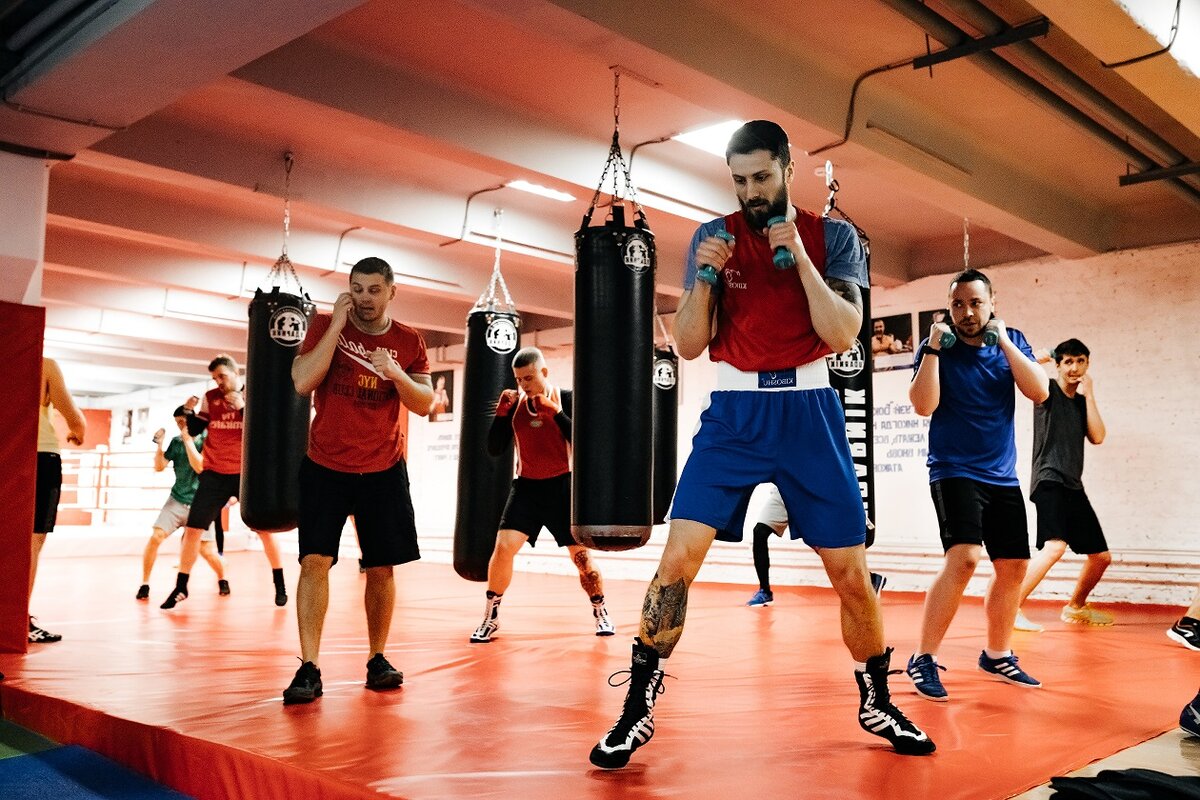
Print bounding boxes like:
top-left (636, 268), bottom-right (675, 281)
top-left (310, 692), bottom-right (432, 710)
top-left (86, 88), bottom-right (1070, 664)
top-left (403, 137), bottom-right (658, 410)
top-left (264, 151), bottom-right (306, 296)
top-left (821, 161), bottom-right (870, 260)
top-left (474, 208), bottom-right (516, 313)
top-left (583, 70), bottom-right (646, 227)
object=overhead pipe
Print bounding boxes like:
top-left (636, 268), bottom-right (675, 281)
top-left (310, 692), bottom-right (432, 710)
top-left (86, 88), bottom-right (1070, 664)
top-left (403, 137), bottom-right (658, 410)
top-left (937, 0), bottom-right (1198, 187)
top-left (877, 0), bottom-right (1200, 208)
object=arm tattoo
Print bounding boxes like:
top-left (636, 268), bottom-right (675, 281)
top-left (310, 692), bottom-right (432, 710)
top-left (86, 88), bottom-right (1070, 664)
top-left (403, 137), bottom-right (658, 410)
top-left (825, 277), bottom-right (863, 314)
top-left (640, 572), bottom-right (689, 657)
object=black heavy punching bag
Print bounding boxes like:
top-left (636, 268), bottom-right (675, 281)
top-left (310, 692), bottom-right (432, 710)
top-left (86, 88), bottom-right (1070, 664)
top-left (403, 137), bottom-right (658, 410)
top-left (453, 308), bottom-right (520, 581)
top-left (241, 287), bottom-right (315, 531)
top-left (651, 346), bottom-right (678, 525)
top-left (573, 203), bottom-right (655, 550)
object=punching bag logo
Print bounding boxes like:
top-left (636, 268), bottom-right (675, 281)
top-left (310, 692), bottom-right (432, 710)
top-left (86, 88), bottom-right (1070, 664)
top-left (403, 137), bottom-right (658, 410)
top-left (827, 339), bottom-right (866, 377)
top-left (268, 308), bottom-right (308, 347)
top-left (485, 317), bottom-right (518, 354)
top-left (623, 237), bottom-right (651, 273)
top-left (653, 358), bottom-right (676, 390)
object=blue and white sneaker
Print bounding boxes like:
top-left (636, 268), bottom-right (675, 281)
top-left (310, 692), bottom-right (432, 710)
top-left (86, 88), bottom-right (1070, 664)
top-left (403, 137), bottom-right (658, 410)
top-left (1180, 692), bottom-right (1200, 737)
top-left (906, 653), bottom-right (948, 702)
top-left (977, 651), bottom-right (1041, 688)
top-left (746, 589), bottom-right (773, 607)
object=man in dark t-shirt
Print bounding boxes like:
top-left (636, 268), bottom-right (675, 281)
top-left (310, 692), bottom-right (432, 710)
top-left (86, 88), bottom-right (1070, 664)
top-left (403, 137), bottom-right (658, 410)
top-left (1013, 339), bottom-right (1111, 631)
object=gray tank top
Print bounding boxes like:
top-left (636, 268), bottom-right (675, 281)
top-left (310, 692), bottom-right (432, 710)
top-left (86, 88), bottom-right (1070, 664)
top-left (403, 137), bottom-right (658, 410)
top-left (1030, 380), bottom-right (1087, 495)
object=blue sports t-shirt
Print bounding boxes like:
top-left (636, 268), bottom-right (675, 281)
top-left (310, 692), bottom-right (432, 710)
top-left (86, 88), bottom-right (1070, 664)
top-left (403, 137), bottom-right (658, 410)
top-left (914, 328), bottom-right (1036, 486)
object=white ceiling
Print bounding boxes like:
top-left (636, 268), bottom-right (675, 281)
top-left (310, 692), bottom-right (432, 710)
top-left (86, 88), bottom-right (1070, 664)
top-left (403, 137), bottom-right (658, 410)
top-left (2, 0), bottom-right (1197, 397)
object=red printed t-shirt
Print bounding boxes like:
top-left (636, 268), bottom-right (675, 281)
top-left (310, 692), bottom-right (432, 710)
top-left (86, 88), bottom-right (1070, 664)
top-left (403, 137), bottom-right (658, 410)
top-left (198, 387), bottom-right (243, 475)
top-left (512, 387), bottom-right (570, 479)
top-left (681, 209), bottom-right (869, 372)
top-left (302, 313), bottom-right (430, 473)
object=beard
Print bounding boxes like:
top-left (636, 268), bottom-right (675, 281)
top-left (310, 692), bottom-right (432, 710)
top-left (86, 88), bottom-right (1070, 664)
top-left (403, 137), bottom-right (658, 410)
top-left (740, 189), bottom-right (790, 232)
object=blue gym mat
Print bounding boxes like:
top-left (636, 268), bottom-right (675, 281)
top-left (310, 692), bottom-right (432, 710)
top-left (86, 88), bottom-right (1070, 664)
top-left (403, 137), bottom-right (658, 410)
top-left (0, 745), bottom-right (193, 799)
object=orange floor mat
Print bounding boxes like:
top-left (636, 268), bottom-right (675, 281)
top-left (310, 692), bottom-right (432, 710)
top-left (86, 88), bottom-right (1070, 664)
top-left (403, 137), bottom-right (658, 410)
top-left (2, 553), bottom-right (1197, 799)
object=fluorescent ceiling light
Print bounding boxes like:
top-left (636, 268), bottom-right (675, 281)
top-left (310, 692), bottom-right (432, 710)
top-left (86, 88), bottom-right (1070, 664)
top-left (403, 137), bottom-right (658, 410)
top-left (672, 120), bottom-right (745, 158)
top-left (506, 180), bottom-right (575, 202)
top-left (1115, 0), bottom-right (1200, 75)
top-left (465, 232), bottom-right (574, 265)
top-left (637, 189), bottom-right (723, 223)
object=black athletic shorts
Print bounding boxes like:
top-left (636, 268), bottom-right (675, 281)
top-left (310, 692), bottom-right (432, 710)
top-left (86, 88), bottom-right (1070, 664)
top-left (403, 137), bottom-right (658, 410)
top-left (34, 452), bottom-right (62, 534)
top-left (1032, 482), bottom-right (1107, 555)
top-left (499, 473), bottom-right (574, 547)
top-left (298, 456), bottom-right (421, 568)
top-left (930, 477), bottom-right (1030, 560)
top-left (186, 470), bottom-right (240, 530)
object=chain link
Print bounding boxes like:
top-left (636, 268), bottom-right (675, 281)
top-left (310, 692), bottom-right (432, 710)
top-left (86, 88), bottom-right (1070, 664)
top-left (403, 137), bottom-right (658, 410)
top-left (963, 217), bottom-right (970, 270)
top-left (282, 152), bottom-right (292, 257)
top-left (585, 69), bottom-right (645, 222)
top-left (474, 208), bottom-right (515, 311)
top-left (264, 152), bottom-right (305, 295)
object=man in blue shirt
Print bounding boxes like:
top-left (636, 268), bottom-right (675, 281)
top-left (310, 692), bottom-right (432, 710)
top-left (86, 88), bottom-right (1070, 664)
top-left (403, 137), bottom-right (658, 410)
top-left (905, 269), bottom-right (1049, 701)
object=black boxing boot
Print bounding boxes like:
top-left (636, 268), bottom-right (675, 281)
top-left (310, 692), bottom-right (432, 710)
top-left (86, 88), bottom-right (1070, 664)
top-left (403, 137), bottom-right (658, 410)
top-left (857, 647), bottom-right (936, 755)
top-left (590, 638), bottom-right (667, 769)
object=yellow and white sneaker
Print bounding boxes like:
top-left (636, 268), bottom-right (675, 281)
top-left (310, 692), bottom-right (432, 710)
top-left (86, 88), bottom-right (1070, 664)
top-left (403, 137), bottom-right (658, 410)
top-left (1060, 604), bottom-right (1114, 626)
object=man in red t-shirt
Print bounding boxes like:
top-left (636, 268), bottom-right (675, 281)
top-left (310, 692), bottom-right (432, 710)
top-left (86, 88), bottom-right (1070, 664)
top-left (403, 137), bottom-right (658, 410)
top-left (467, 347), bottom-right (613, 643)
top-left (160, 354), bottom-right (287, 610)
top-left (282, 257), bottom-right (433, 704)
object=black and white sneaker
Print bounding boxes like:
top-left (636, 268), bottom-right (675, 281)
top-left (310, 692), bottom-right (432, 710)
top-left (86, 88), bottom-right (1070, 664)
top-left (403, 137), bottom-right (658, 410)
top-left (283, 661), bottom-right (322, 705)
top-left (1168, 618), bottom-right (1200, 652)
top-left (857, 648), bottom-right (936, 755)
top-left (593, 603), bottom-right (616, 636)
top-left (160, 588), bottom-right (187, 609)
top-left (589, 639), bottom-right (668, 769)
top-left (27, 617), bottom-right (61, 644)
top-left (470, 592), bottom-right (502, 643)
top-left (365, 653), bottom-right (404, 690)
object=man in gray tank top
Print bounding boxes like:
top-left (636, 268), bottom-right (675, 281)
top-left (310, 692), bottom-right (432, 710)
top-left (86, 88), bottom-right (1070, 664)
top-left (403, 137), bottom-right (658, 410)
top-left (1013, 339), bottom-right (1112, 630)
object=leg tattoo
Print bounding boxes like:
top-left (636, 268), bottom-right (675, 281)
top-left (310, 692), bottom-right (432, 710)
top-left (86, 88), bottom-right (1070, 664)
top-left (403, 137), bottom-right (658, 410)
top-left (640, 572), bottom-right (689, 657)
top-left (574, 550), bottom-right (602, 598)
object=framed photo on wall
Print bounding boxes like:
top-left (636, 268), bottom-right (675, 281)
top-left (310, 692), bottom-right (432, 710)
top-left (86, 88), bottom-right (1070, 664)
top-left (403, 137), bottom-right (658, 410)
top-left (429, 369), bottom-right (454, 422)
top-left (871, 313), bottom-right (915, 372)
top-left (917, 308), bottom-right (950, 349)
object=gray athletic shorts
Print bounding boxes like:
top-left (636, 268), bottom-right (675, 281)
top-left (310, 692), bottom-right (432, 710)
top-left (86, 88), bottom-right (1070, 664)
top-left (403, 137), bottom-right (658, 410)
top-left (154, 497), bottom-right (215, 542)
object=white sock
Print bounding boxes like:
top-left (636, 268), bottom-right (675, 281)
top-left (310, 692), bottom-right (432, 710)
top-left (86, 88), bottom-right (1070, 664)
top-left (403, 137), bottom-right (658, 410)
top-left (984, 648), bottom-right (1012, 660)
top-left (853, 661), bottom-right (868, 672)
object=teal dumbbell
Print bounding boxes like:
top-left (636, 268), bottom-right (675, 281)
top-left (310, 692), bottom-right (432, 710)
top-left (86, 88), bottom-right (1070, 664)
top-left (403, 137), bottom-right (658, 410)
top-left (766, 216), bottom-right (795, 269)
top-left (939, 324), bottom-right (998, 349)
top-left (696, 230), bottom-right (735, 286)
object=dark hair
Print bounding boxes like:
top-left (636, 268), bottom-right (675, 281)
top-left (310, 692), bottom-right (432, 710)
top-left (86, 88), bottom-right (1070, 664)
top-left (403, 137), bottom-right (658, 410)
top-left (350, 256), bottom-right (394, 284)
top-left (172, 405), bottom-right (194, 419)
top-left (208, 354), bottom-right (237, 373)
top-left (1054, 338), bottom-right (1089, 362)
top-left (949, 268), bottom-right (993, 295)
top-left (725, 120), bottom-right (791, 167)
top-left (511, 347), bottom-right (544, 370)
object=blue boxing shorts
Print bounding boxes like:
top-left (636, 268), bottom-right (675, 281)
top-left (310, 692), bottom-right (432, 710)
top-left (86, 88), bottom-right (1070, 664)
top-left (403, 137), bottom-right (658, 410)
top-left (669, 360), bottom-right (866, 549)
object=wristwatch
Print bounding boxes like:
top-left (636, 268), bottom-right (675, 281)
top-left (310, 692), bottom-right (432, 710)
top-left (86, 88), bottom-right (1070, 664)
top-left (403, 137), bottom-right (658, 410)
top-left (920, 344), bottom-right (941, 358)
